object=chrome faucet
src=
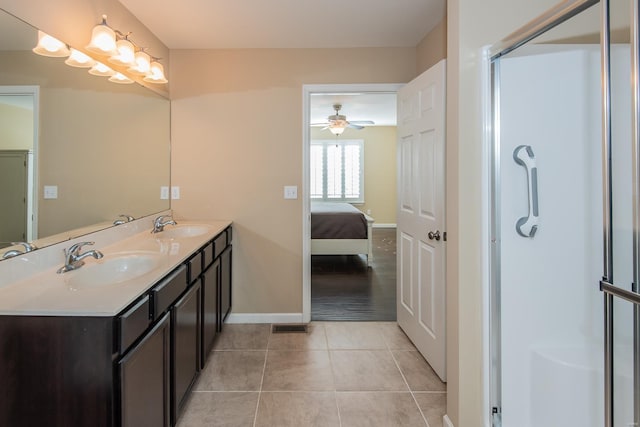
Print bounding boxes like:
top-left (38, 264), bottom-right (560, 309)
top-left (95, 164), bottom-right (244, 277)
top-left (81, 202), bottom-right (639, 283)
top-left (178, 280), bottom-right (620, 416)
top-left (1, 242), bottom-right (37, 260)
top-left (152, 215), bottom-right (177, 233)
top-left (113, 214), bottom-right (135, 225)
top-left (57, 241), bottom-right (104, 274)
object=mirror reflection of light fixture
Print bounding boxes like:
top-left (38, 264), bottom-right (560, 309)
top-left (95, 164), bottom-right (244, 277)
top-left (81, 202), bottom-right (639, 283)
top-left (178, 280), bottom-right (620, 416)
top-left (65, 48), bottom-right (95, 68)
top-left (86, 15), bottom-right (117, 56)
top-left (128, 50), bottom-right (151, 76)
top-left (108, 38), bottom-right (135, 67)
top-left (143, 60), bottom-right (168, 84)
top-left (32, 31), bottom-right (70, 57)
top-left (88, 62), bottom-right (116, 77)
top-left (109, 72), bottom-right (134, 84)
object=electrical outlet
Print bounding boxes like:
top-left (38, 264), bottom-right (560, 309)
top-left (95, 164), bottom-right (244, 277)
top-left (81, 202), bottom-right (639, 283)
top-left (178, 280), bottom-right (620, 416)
top-left (284, 186), bottom-right (298, 199)
top-left (366, 209), bottom-right (371, 215)
top-left (160, 186), bottom-right (169, 200)
top-left (171, 186), bottom-right (180, 200)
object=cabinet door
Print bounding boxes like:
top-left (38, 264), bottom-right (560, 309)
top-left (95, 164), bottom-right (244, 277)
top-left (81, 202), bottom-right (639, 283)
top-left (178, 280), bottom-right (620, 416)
top-left (172, 281), bottom-right (201, 424)
top-left (201, 259), bottom-right (219, 367)
top-left (219, 245), bottom-right (232, 329)
top-left (119, 312), bottom-right (170, 427)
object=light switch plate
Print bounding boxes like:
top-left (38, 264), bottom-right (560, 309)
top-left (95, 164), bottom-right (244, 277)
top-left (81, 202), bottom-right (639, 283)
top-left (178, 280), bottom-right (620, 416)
top-left (284, 186), bottom-right (298, 199)
top-left (171, 186), bottom-right (180, 200)
top-left (44, 185), bottom-right (58, 199)
top-left (160, 186), bottom-right (169, 200)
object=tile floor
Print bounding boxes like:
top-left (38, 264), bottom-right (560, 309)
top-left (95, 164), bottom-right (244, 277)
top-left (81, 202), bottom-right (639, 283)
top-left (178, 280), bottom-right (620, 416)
top-left (178, 322), bottom-right (446, 427)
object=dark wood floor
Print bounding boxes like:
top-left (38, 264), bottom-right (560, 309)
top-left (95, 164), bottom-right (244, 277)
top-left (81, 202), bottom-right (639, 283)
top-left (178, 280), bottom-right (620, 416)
top-left (311, 228), bottom-right (397, 321)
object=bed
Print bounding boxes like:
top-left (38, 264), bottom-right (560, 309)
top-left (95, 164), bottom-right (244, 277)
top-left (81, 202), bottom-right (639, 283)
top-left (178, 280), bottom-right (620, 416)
top-left (310, 202), bottom-right (375, 265)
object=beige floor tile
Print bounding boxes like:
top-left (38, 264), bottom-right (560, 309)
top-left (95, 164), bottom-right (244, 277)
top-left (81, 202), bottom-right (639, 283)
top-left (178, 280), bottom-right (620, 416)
top-left (337, 392), bottom-right (427, 427)
top-left (262, 350), bottom-right (334, 391)
top-left (379, 323), bottom-right (417, 350)
top-left (177, 391), bottom-right (258, 427)
top-left (268, 323), bottom-right (328, 350)
top-left (255, 391), bottom-right (340, 427)
top-left (213, 324), bottom-right (270, 350)
top-left (195, 350), bottom-right (266, 391)
top-left (414, 392), bottom-right (447, 427)
top-left (324, 322), bottom-right (387, 350)
top-left (331, 350), bottom-right (408, 391)
top-left (392, 351), bottom-right (446, 391)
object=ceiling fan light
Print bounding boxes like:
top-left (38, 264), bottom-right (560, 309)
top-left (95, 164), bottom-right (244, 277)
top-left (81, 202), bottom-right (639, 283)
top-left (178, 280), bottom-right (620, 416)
top-left (329, 125), bottom-right (346, 135)
top-left (33, 31), bottom-right (70, 57)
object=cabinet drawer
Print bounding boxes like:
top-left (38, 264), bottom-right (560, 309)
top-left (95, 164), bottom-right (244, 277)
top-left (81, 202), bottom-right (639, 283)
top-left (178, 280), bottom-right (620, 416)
top-left (213, 231), bottom-right (227, 259)
top-left (152, 265), bottom-right (187, 319)
top-left (203, 241), bottom-right (214, 269)
top-left (187, 252), bottom-right (202, 284)
top-left (119, 295), bottom-right (151, 353)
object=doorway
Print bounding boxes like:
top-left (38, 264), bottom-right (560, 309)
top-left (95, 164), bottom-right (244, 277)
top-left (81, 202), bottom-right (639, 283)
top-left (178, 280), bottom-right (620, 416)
top-left (0, 86), bottom-right (38, 245)
top-left (302, 84), bottom-right (403, 323)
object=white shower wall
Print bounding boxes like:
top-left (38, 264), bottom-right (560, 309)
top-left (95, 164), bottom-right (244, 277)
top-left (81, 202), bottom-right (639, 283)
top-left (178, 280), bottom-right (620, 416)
top-left (498, 45), bottom-right (606, 427)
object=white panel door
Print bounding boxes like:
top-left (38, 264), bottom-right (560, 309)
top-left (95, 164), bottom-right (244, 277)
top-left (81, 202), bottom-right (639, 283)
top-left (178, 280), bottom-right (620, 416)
top-left (397, 59), bottom-right (446, 381)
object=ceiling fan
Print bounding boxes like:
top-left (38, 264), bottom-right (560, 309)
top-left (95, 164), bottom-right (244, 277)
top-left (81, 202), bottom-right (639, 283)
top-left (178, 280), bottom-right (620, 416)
top-left (311, 104), bottom-right (374, 135)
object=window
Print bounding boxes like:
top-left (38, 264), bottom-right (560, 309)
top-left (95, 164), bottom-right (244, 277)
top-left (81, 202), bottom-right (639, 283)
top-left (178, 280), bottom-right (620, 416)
top-left (310, 139), bottom-right (364, 202)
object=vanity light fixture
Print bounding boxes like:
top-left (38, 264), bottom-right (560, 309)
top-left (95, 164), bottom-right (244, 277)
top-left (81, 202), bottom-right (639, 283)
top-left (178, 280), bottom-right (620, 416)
top-left (108, 72), bottom-right (134, 84)
top-left (88, 61), bottom-right (116, 77)
top-left (108, 37), bottom-right (136, 67)
top-left (65, 48), bottom-right (95, 68)
top-left (32, 30), bottom-right (70, 57)
top-left (128, 49), bottom-right (151, 76)
top-left (143, 60), bottom-right (168, 84)
top-left (86, 15), bottom-right (118, 56)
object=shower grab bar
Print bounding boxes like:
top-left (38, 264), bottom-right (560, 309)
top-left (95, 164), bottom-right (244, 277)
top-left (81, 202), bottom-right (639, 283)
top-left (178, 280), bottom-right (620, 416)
top-left (513, 145), bottom-right (539, 237)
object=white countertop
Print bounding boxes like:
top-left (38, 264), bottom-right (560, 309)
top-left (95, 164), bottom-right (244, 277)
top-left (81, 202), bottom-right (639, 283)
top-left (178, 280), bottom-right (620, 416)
top-left (0, 220), bottom-right (231, 317)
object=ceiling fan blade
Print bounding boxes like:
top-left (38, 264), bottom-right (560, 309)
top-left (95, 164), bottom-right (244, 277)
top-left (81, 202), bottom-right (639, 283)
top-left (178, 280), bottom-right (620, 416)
top-left (310, 122), bottom-right (330, 127)
top-left (349, 120), bottom-right (375, 125)
top-left (348, 123), bottom-right (365, 130)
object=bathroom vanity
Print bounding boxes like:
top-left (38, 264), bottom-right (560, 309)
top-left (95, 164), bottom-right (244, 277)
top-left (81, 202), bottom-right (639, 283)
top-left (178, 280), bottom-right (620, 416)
top-left (0, 220), bottom-right (232, 427)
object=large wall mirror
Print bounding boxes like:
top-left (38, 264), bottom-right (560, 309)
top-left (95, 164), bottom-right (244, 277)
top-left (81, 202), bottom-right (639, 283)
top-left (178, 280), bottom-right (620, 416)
top-left (0, 8), bottom-right (170, 258)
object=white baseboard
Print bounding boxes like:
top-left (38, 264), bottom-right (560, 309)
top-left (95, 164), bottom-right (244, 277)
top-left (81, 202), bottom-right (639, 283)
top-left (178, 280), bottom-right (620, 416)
top-left (443, 414), bottom-right (454, 427)
top-left (226, 313), bottom-right (304, 324)
top-left (372, 223), bottom-right (396, 228)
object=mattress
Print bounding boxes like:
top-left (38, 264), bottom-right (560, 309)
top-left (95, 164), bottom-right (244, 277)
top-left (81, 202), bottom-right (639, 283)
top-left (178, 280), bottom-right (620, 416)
top-left (311, 202), bottom-right (368, 239)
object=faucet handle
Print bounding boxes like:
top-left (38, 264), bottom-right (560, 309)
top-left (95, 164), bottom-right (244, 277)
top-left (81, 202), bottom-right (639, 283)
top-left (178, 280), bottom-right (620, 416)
top-left (67, 241), bottom-right (95, 255)
top-left (11, 242), bottom-right (37, 252)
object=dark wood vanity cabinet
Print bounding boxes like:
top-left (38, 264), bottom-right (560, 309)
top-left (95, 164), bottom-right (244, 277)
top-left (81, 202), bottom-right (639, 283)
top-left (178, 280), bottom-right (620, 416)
top-left (0, 225), bottom-right (232, 427)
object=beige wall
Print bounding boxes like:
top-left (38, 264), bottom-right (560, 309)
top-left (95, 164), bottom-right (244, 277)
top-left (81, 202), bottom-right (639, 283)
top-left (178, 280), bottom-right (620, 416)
top-left (417, 13), bottom-right (448, 74)
top-left (171, 48), bottom-right (416, 314)
top-left (0, 103), bottom-right (32, 150)
top-left (311, 126), bottom-right (397, 225)
top-left (447, 0), bottom-right (561, 425)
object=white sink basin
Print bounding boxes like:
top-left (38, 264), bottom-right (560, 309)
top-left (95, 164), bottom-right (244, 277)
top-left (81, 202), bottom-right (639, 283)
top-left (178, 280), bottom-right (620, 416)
top-left (66, 251), bottom-right (162, 290)
top-left (155, 224), bottom-right (211, 239)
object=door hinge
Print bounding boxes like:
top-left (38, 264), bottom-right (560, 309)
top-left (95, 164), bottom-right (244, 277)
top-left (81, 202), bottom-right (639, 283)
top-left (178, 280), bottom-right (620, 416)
top-left (443, 231), bottom-right (447, 242)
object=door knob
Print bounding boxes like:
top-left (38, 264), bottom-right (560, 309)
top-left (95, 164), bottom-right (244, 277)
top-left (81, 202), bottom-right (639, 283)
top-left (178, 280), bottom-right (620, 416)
top-left (428, 230), bottom-right (441, 241)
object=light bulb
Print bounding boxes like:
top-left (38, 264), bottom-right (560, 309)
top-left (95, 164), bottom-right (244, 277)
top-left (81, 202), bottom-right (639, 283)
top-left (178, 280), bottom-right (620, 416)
top-left (128, 50), bottom-right (151, 76)
top-left (108, 39), bottom-right (135, 66)
top-left (88, 62), bottom-right (115, 76)
top-left (143, 61), bottom-right (168, 84)
top-left (109, 72), bottom-right (134, 84)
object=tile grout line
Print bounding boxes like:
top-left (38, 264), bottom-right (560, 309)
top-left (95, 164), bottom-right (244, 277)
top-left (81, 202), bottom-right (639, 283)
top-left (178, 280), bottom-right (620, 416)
top-left (251, 325), bottom-right (271, 427)
top-left (323, 324), bottom-right (343, 427)
top-left (387, 341), bottom-right (431, 427)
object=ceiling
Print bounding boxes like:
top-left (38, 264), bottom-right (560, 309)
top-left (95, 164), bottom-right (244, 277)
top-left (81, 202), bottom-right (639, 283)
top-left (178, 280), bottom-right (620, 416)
top-left (310, 93), bottom-right (397, 127)
top-left (118, 0), bottom-right (445, 49)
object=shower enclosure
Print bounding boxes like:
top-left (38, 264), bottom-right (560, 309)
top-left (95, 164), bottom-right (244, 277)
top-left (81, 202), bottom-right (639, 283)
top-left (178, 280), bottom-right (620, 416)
top-left (489, 0), bottom-right (638, 426)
